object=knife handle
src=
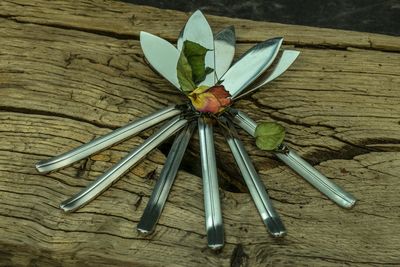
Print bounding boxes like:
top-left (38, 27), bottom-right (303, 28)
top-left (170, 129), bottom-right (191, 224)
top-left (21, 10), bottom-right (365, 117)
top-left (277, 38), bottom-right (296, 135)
top-left (198, 117), bottom-right (224, 250)
top-left (35, 105), bottom-right (182, 173)
top-left (220, 117), bottom-right (286, 236)
top-left (228, 108), bottom-right (356, 208)
top-left (137, 122), bottom-right (196, 234)
top-left (60, 116), bottom-right (188, 213)
top-left (275, 147), bottom-right (356, 208)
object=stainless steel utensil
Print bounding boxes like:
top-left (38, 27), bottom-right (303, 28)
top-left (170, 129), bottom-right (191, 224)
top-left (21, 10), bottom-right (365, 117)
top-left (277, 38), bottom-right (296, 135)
top-left (178, 10), bottom-right (215, 86)
top-left (36, 105), bottom-right (183, 173)
top-left (221, 37), bottom-right (283, 98)
top-left (214, 26), bottom-right (235, 80)
top-left (137, 122), bottom-right (196, 234)
top-left (235, 50), bottom-right (300, 100)
top-left (60, 116), bottom-right (189, 212)
top-left (140, 32), bottom-right (181, 89)
top-left (198, 116), bottom-right (224, 250)
top-left (227, 108), bottom-right (356, 208)
top-left (219, 117), bottom-right (286, 236)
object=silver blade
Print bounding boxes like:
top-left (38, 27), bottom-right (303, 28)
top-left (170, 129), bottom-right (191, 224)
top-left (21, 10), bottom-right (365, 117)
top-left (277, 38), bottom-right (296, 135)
top-left (221, 37), bottom-right (283, 98)
top-left (137, 122), bottom-right (196, 234)
top-left (178, 10), bottom-right (215, 86)
top-left (234, 50), bottom-right (300, 100)
top-left (140, 31), bottom-right (181, 89)
top-left (179, 25), bottom-right (235, 81)
top-left (219, 117), bottom-right (286, 237)
top-left (214, 26), bottom-right (235, 80)
top-left (227, 109), bottom-right (357, 209)
top-left (36, 105), bottom-right (183, 173)
top-left (60, 116), bottom-right (189, 212)
top-left (177, 24), bottom-right (184, 50)
top-left (198, 117), bottom-right (224, 250)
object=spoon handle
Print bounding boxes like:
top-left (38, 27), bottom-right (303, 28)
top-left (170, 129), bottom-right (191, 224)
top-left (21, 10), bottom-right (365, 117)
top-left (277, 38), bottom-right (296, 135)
top-left (198, 117), bottom-right (224, 250)
top-left (60, 116), bottom-right (188, 212)
top-left (220, 117), bottom-right (286, 236)
top-left (275, 146), bottom-right (356, 208)
top-left (137, 122), bottom-right (196, 234)
top-left (228, 109), bottom-right (356, 208)
top-left (36, 105), bottom-right (182, 173)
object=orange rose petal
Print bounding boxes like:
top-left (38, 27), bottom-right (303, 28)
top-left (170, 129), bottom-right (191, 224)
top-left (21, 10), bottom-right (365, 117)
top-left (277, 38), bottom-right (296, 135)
top-left (190, 92), bottom-right (221, 113)
top-left (209, 85), bottom-right (231, 108)
top-left (208, 85), bottom-right (230, 98)
top-left (189, 85), bottom-right (231, 114)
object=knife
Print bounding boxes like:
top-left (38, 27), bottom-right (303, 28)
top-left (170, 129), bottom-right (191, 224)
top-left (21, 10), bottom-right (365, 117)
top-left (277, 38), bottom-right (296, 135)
top-left (36, 105), bottom-right (183, 173)
top-left (178, 25), bottom-right (235, 84)
top-left (220, 37), bottom-right (283, 98)
top-left (214, 26), bottom-right (236, 80)
top-left (198, 116), bottom-right (224, 250)
top-left (60, 116), bottom-right (189, 212)
top-left (234, 50), bottom-right (300, 100)
top-left (140, 31), bottom-right (181, 89)
top-left (137, 121), bottom-right (196, 234)
top-left (219, 117), bottom-right (286, 237)
top-left (227, 108), bottom-right (356, 209)
top-left (178, 10), bottom-right (215, 86)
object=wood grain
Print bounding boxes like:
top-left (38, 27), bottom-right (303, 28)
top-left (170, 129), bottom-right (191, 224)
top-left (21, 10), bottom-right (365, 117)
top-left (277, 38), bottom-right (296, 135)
top-left (0, 1), bottom-right (399, 266)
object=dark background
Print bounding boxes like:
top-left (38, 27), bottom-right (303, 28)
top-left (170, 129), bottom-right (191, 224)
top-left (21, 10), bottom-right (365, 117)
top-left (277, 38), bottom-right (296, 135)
top-left (122, 0), bottom-right (400, 36)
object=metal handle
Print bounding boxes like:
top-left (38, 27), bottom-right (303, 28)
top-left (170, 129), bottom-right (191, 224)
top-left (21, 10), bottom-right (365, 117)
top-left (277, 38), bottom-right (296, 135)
top-left (220, 117), bottom-right (286, 236)
top-left (198, 117), bottom-right (224, 250)
top-left (228, 108), bottom-right (356, 208)
top-left (60, 116), bottom-right (188, 212)
top-left (275, 147), bottom-right (356, 208)
top-left (36, 105), bottom-right (182, 173)
top-left (137, 122), bottom-right (196, 234)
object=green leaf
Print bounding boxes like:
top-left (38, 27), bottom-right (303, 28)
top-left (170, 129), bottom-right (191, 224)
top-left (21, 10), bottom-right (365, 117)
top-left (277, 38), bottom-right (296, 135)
top-left (254, 122), bottom-right (285, 151)
top-left (177, 52), bottom-right (196, 92)
top-left (182, 40), bottom-right (213, 84)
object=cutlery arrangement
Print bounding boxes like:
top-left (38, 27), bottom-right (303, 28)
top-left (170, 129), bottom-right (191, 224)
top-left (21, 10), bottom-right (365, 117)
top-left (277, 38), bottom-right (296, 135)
top-left (36, 10), bottom-right (356, 249)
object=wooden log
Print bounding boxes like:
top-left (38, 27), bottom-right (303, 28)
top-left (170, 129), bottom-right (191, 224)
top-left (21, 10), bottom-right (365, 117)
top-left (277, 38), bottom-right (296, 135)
top-left (0, 1), bottom-right (399, 266)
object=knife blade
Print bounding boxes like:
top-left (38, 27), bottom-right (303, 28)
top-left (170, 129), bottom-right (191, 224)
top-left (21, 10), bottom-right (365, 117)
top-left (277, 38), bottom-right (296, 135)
top-left (234, 50), bottom-right (300, 100)
top-left (36, 105), bottom-right (183, 173)
top-left (140, 31), bottom-right (181, 89)
top-left (137, 121), bottom-right (196, 234)
top-left (198, 116), bottom-right (224, 250)
top-left (178, 10), bottom-right (215, 86)
top-left (214, 26), bottom-right (236, 80)
top-left (227, 108), bottom-right (357, 209)
top-left (221, 37), bottom-right (283, 98)
top-left (219, 117), bottom-right (286, 237)
top-left (60, 116), bottom-right (189, 212)
top-left (178, 25), bottom-right (235, 83)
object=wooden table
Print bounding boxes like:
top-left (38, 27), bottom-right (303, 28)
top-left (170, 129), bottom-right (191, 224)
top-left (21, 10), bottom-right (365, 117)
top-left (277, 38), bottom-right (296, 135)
top-left (0, 1), bottom-right (399, 266)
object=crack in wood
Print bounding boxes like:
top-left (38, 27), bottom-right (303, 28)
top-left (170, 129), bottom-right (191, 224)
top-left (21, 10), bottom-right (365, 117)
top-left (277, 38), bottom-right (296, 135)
top-left (0, 14), bottom-right (136, 40)
top-left (287, 253), bottom-right (400, 265)
top-left (230, 244), bottom-right (249, 267)
top-left (0, 106), bottom-right (114, 130)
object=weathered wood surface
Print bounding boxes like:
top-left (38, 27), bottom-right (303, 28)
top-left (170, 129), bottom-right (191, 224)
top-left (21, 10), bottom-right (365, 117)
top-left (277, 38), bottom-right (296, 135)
top-left (0, 1), bottom-right (400, 266)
